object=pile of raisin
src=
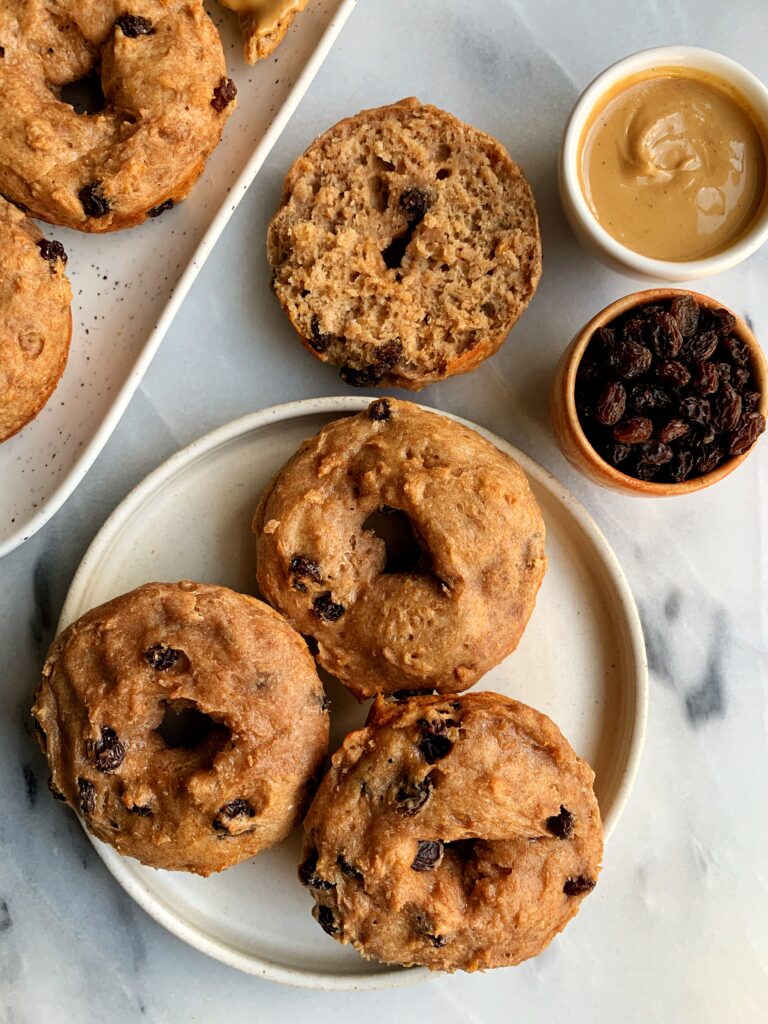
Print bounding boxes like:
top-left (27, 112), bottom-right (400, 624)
top-left (575, 295), bottom-right (765, 483)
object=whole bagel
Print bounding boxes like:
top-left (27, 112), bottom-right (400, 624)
top-left (0, 1), bottom-right (237, 232)
top-left (253, 399), bottom-right (547, 699)
top-left (33, 581), bottom-right (329, 875)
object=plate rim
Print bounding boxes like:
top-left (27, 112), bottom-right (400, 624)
top-left (59, 395), bottom-right (648, 991)
top-left (0, 0), bottom-right (359, 559)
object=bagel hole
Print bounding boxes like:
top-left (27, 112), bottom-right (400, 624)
top-left (59, 72), bottom-right (105, 115)
top-left (362, 508), bottom-right (427, 574)
top-left (155, 700), bottom-right (229, 753)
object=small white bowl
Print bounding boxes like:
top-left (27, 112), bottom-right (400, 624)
top-left (559, 46), bottom-right (768, 281)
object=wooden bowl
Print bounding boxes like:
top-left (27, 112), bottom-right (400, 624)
top-left (550, 289), bottom-right (768, 496)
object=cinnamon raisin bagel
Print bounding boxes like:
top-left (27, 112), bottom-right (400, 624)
top-left (253, 399), bottom-right (547, 700)
top-left (0, 1), bottom-right (237, 232)
top-left (33, 581), bottom-right (329, 875)
top-left (0, 196), bottom-right (72, 443)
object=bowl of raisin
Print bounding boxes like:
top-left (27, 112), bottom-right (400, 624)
top-left (550, 290), bottom-right (767, 495)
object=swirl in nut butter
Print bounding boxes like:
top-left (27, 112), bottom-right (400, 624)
top-left (579, 69), bottom-right (768, 261)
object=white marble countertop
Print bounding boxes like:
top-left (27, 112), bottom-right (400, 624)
top-left (2, 1), bottom-right (767, 1021)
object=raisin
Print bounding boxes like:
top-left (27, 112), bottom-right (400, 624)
top-left (290, 555), bottom-right (321, 583)
top-left (212, 799), bottom-right (255, 835)
top-left (48, 776), bottom-right (66, 801)
top-left (369, 398), bottom-right (391, 421)
top-left (715, 362), bottom-right (732, 385)
top-left (308, 314), bottom-right (332, 353)
top-left (337, 855), bottom-right (364, 882)
top-left (669, 450), bottom-right (694, 482)
top-left (115, 14), bottom-right (154, 37)
top-left (211, 77), bottom-right (237, 113)
top-left (419, 731), bottom-right (453, 764)
top-left (399, 187), bottom-right (434, 223)
top-left (680, 397), bottom-right (711, 425)
top-left (669, 294), bottom-right (699, 336)
top-left (605, 442), bottom-right (631, 465)
top-left (396, 777), bottom-right (433, 814)
top-left (638, 440), bottom-right (673, 465)
top-left (36, 239), bottom-right (67, 265)
top-left (657, 419), bottom-right (690, 443)
top-left (635, 461), bottom-right (659, 481)
top-left (618, 318), bottom-right (645, 347)
top-left (316, 905), bottom-right (338, 935)
top-left (92, 727), bottom-right (125, 773)
top-left (629, 384), bottom-right (671, 415)
top-left (743, 391), bottom-right (761, 411)
top-left (729, 411), bottom-right (766, 456)
top-left (691, 361), bottom-right (719, 396)
top-left (148, 199), bottom-right (174, 218)
top-left (608, 340), bottom-right (652, 379)
top-left (646, 311), bottom-right (683, 359)
top-left (697, 446), bottom-right (724, 474)
top-left (576, 355), bottom-right (601, 390)
top-left (145, 644), bottom-right (182, 670)
top-left (612, 417), bottom-right (653, 444)
top-left (720, 335), bottom-right (749, 366)
top-left (312, 592), bottom-right (344, 621)
top-left (594, 381), bottom-right (626, 425)
top-left (563, 875), bottom-right (596, 897)
top-left (78, 183), bottom-right (110, 218)
top-left (704, 307), bottom-right (737, 337)
top-left (340, 365), bottom-right (382, 387)
top-left (593, 327), bottom-right (616, 360)
top-left (655, 360), bottom-right (691, 389)
top-left (77, 777), bottom-right (95, 815)
top-left (732, 367), bottom-right (750, 390)
top-left (545, 806), bottom-right (575, 840)
top-left (681, 330), bottom-right (718, 363)
top-left (411, 840), bottom-right (443, 872)
top-left (714, 384), bottom-right (742, 433)
top-left (129, 804), bottom-right (152, 816)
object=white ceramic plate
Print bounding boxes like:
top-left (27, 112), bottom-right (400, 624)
top-left (59, 397), bottom-right (648, 990)
top-left (0, 0), bottom-right (357, 558)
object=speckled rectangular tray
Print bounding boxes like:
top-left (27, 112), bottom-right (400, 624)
top-left (0, 0), bottom-right (357, 558)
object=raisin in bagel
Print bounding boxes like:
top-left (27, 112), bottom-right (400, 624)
top-left (218, 0), bottom-right (308, 64)
top-left (0, 2), bottom-right (236, 232)
top-left (32, 581), bottom-right (329, 875)
top-left (267, 98), bottom-right (542, 390)
top-left (0, 196), bottom-right (72, 443)
top-left (300, 692), bottom-right (603, 971)
top-left (253, 399), bottom-right (546, 700)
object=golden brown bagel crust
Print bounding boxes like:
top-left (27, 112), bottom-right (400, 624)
top-left (301, 692), bottom-right (603, 971)
top-left (0, 1), bottom-right (236, 232)
top-left (0, 197), bottom-right (72, 443)
top-left (33, 581), bottom-right (329, 875)
top-left (253, 399), bottom-right (546, 699)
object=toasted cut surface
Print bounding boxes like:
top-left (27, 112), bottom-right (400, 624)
top-left (253, 399), bottom-right (547, 699)
top-left (267, 98), bottom-right (542, 390)
top-left (301, 692), bottom-right (603, 971)
top-left (0, 197), bottom-right (72, 443)
top-left (33, 581), bottom-right (329, 875)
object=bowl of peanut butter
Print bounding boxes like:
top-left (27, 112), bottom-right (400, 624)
top-left (560, 47), bottom-right (768, 280)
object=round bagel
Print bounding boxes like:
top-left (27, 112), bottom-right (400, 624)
top-left (267, 98), bottom-right (542, 390)
top-left (0, 196), bottom-right (72, 443)
top-left (32, 581), bottom-right (329, 875)
top-left (0, 1), bottom-right (236, 232)
top-left (300, 692), bottom-right (603, 971)
top-left (253, 399), bottom-right (547, 699)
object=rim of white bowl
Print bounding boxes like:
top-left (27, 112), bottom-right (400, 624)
top-left (60, 396), bottom-right (649, 991)
top-left (560, 45), bottom-right (768, 279)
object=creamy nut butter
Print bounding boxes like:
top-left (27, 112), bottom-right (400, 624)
top-left (218, 0), bottom-right (308, 32)
top-left (579, 69), bottom-right (768, 260)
